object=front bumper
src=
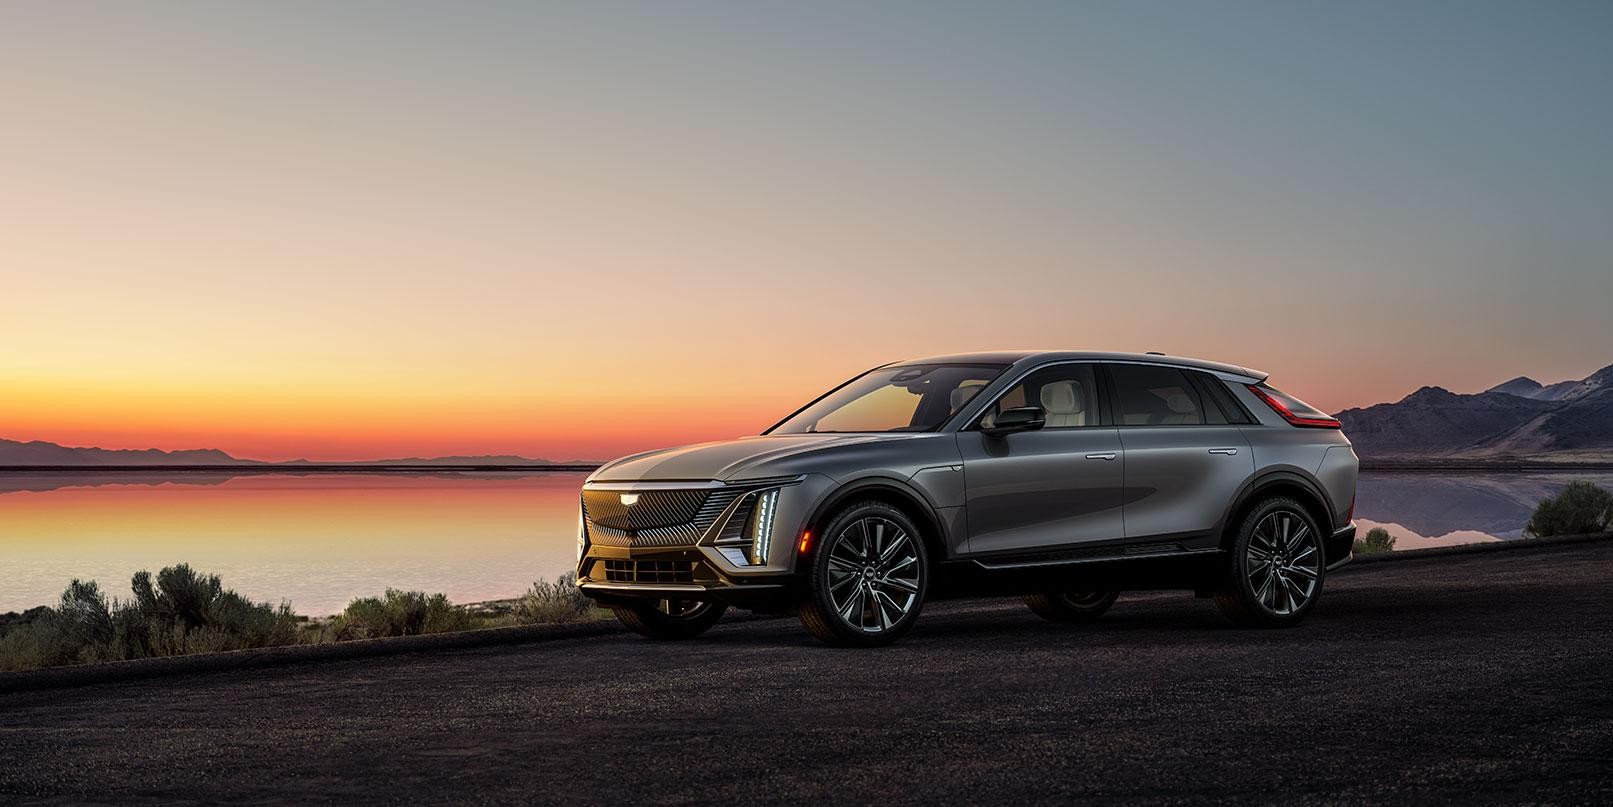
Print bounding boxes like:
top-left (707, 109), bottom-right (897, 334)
top-left (575, 475), bottom-right (833, 608)
top-left (579, 580), bottom-right (798, 609)
top-left (576, 544), bottom-right (801, 607)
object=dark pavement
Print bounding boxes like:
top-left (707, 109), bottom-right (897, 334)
top-left (3, 541), bottom-right (1612, 805)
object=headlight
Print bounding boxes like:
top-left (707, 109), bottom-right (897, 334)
top-left (715, 486), bottom-right (784, 567)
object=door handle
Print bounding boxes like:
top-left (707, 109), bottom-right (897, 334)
top-left (1084, 452), bottom-right (1117, 461)
top-left (1208, 448), bottom-right (1239, 455)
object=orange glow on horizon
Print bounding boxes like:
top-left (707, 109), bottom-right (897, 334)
top-left (1, 366), bottom-right (831, 461)
top-left (3, 4), bottom-right (1612, 463)
top-left (3, 355), bottom-right (1600, 462)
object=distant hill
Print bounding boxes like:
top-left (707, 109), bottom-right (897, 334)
top-left (284, 455), bottom-right (564, 466)
top-left (1336, 363), bottom-right (1613, 460)
top-left (0, 439), bottom-right (251, 466)
top-left (0, 439), bottom-right (576, 467)
top-left (1483, 371), bottom-right (1607, 402)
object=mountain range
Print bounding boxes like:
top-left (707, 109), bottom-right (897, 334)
top-left (0, 439), bottom-right (572, 467)
top-left (1335, 362), bottom-right (1613, 460)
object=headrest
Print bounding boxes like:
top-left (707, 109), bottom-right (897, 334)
top-left (1165, 393), bottom-right (1195, 414)
top-left (951, 382), bottom-right (985, 412)
top-left (1039, 380), bottom-right (1084, 414)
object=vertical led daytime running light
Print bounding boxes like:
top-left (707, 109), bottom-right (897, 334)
top-left (751, 488), bottom-right (780, 565)
top-left (576, 504), bottom-right (588, 563)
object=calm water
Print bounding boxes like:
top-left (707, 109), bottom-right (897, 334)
top-left (3, 469), bottom-right (1609, 614)
top-left (0, 472), bottom-right (588, 615)
top-left (1352, 471), bottom-right (1613, 548)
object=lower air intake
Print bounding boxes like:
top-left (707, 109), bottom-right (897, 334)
top-left (602, 559), bottom-right (695, 584)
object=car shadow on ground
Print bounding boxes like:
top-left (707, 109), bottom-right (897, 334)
top-left (668, 576), bottom-right (1557, 651)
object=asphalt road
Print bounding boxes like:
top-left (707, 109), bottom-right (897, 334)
top-left (3, 542), bottom-right (1612, 805)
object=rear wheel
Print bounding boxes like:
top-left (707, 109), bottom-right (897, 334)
top-left (797, 501), bottom-right (929, 647)
top-left (612, 598), bottom-right (727, 640)
top-left (1215, 497), bottom-right (1325, 627)
top-left (1024, 590), bottom-right (1119, 623)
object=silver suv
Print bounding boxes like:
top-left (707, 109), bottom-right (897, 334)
top-left (577, 351), bottom-right (1358, 647)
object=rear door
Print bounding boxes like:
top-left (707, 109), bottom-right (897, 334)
top-left (958, 362), bottom-right (1126, 556)
top-left (1102, 363), bottom-right (1253, 543)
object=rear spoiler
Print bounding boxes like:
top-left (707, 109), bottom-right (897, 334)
top-left (1237, 365), bottom-right (1270, 384)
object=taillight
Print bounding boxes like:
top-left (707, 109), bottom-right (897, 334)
top-left (1247, 384), bottom-right (1341, 429)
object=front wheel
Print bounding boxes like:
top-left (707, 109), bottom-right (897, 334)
top-left (1024, 591), bottom-right (1119, 623)
top-left (612, 598), bottom-right (727, 640)
top-left (797, 501), bottom-right (929, 647)
top-left (1214, 497), bottom-right (1326, 627)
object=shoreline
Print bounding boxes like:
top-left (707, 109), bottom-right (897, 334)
top-left (1357, 459), bottom-right (1613, 472)
top-left (0, 463), bottom-right (601, 474)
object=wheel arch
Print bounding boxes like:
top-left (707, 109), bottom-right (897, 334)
top-left (1218, 469), bottom-right (1336, 551)
top-left (799, 477), bottom-right (948, 572)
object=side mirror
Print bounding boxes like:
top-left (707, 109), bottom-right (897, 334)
top-left (982, 406), bottom-right (1046, 437)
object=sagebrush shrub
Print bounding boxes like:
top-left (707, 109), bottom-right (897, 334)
top-left (1526, 481), bottom-right (1613, 538)
top-left (333, 589), bottom-right (475, 639)
top-left (516, 572), bottom-right (600, 625)
top-left (1352, 527), bottom-right (1396, 556)
top-left (0, 564), bottom-right (298, 670)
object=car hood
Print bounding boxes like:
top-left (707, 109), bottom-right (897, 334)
top-left (587, 433), bottom-right (930, 483)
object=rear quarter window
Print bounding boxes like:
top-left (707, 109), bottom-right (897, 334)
top-left (1190, 372), bottom-right (1256, 425)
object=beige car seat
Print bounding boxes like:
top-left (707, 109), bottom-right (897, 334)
top-left (1038, 380), bottom-right (1087, 427)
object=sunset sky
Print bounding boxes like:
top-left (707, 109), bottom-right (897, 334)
top-left (3, 2), bottom-right (1611, 462)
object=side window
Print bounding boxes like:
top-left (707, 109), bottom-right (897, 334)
top-left (1108, 364), bottom-right (1205, 426)
top-left (978, 364), bottom-right (1103, 429)
top-left (1190, 371), bottom-right (1255, 425)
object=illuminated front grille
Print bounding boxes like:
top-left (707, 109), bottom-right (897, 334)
top-left (602, 559), bottom-right (695, 584)
top-left (582, 489), bottom-right (708, 531)
top-left (582, 488), bottom-right (741, 547)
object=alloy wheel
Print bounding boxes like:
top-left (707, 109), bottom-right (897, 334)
top-left (825, 516), bottom-right (922, 634)
top-left (1245, 510), bottom-right (1321, 615)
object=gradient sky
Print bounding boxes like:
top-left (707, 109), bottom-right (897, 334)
top-left (3, 2), bottom-right (1611, 461)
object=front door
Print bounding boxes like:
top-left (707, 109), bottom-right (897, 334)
top-left (959, 362), bottom-right (1126, 556)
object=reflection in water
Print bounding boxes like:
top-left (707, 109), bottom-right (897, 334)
top-left (1353, 471), bottom-right (1613, 548)
top-left (0, 472), bottom-right (242, 495)
top-left (0, 472), bottom-right (588, 615)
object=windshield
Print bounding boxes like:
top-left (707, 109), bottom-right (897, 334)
top-left (768, 364), bottom-right (1008, 434)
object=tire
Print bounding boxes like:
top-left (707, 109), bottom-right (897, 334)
top-left (1214, 497), bottom-right (1326, 627)
top-left (797, 501), bottom-right (929, 647)
top-left (1024, 590), bottom-right (1119, 623)
top-left (611, 598), bottom-right (727, 640)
